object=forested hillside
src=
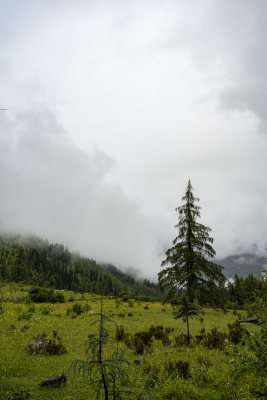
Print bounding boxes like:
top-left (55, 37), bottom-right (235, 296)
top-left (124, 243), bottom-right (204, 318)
top-left (0, 234), bottom-right (160, 298)
top-left (217, 253), bottom-right (265, 278)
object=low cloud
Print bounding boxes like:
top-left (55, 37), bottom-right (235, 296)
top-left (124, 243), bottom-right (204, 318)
top-left (0, 105), bottom-right (164, 277)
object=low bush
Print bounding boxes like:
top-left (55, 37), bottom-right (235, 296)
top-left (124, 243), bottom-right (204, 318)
top-left (115, 298), bottom-right (122, 308)
top-left (72, 303), bottom-right (83, 315)
top-left (149, 325), bottom-right (165, 339)
top-left (197, 353), bottom-right (212, 368)
top-left (115, 325), bottom-right (126, 341)
top-left (0, 387), bottom-right (33, 400)
top-left (83, 303), bottom-right (91, 312)
top-left (161, 332), bottom-right (171, 346)
top-left (66, 303), bottom-right (84, 316)
top-left (132, 331), bottom-right (153, 354)
top-left (26, 331), bottom-right (67, 356)
top-left (18, 311), bottom-right (32, 321)
top-left (165, 327), bottom-right (175, 334)
top-left (134, 294), bottom-right (159, 302)
top-left (164, 359), bottom-right (191, 379)
top-left (195, 327), bottom-right (206, 344)
top-left (28, 287), bottom-right (65, 303)
top-left (128, 299), bottom-right (134, 307)
top-left (40, 306), bottom-right (50, 316)
top-left (27, 305), bottom-right (35, 313)
top-left (21, 324), bottom-right (30, 332)
top-left (174, 334), bottom-right (190, 346)
top-left (204, 327), bottom-right (227, 350)
top-left (227, 322), bottom-right (244, 344)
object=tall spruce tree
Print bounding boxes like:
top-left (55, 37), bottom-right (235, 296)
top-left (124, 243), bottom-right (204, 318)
top-left (158, 180), bottom-right (225, 304)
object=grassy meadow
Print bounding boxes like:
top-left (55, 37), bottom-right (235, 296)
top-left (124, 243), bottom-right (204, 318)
top-left (0, 285), bottom-right (262, 400)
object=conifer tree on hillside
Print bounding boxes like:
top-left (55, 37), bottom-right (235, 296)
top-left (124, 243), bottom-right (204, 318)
top-left (159, 180), bottom-right (226, 304)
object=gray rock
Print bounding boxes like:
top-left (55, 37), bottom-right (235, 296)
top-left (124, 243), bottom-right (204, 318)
top-left (26, 339), bottom-right (51, 352)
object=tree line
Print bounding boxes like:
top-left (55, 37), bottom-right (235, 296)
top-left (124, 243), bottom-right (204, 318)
top-left (0, 235), bottom-right (160, 298)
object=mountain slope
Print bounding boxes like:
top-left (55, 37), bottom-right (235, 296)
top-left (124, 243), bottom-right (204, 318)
top-left (217, 253), bottom-right (265, 279)
top-left (0, 234), bottom-right (160, 298)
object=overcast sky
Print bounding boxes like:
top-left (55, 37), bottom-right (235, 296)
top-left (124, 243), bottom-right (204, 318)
top-left (0, 0), bottom-right (266, 279)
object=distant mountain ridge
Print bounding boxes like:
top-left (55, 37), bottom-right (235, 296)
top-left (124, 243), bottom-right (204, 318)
top-left (217, 253), bottom-right (266, 279)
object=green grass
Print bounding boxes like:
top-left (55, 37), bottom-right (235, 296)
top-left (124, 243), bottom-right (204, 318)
top-left (0, 285), bottom-right (261, 399)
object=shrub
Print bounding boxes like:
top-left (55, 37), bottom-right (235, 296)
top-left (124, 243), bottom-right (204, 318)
top-left (227, 322), bottom-right (244, 344)
top-left (18, 311), bottom-right (32, 321)
top-left (26, 331), bottom-right (67, 356)
top-left (195, 327), bottom-right (206, 344)
top-left (197, 353), bottom-right (212, 368)
top-left (28, 287), bottom-right (65, 303)
top-left (128, 299), bottom-right (134, 308)
top-left (21, 324), bottom-right (30, 332)
top-left (165, 327), bottom-right (175, 334)
top-left (83, 303), bottom-right (91, 312)
top-left (44, 340), bottom-right (67, 355)
top-left (174, 334), bottom-right (189, 346)
top-left (123, 333), bottom-right (132, 348)
top-left (132, 331), bottom-right (153, 354)
top-left (149, 325), bottom-right (165, 340)
top-left (134, 294), bottom-right (159, 302)
top-left (40, 306), bottom-right (50, 316)
top-left (164, 359), bottom-right (191, 379)
top-left (72, 303), bottom-right (83, 315)
top-left (115, 325), bottom-right (126, 341)
top-left (0, 387), bottom-right (33, 400)
top-left (161, 332), bottom-right (171, 346)
top-left (115, 298), bottom-right (122, 308)
top-left (204, 327), bottom-right (227, 350)
top-left (27, 305), bottom-right (35, 313)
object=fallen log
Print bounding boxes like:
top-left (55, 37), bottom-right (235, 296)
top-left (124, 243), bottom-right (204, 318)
top-left (238, 317), bottom-right (258, 324)
top-left (40, 374), bottom-right (67, 388)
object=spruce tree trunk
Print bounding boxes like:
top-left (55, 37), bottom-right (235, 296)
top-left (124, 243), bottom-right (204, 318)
top-left (186, 316), bottom-right (190, 344)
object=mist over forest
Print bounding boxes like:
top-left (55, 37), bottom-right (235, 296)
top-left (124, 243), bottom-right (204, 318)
top-left (0, 0), bottom-right (266, 278)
